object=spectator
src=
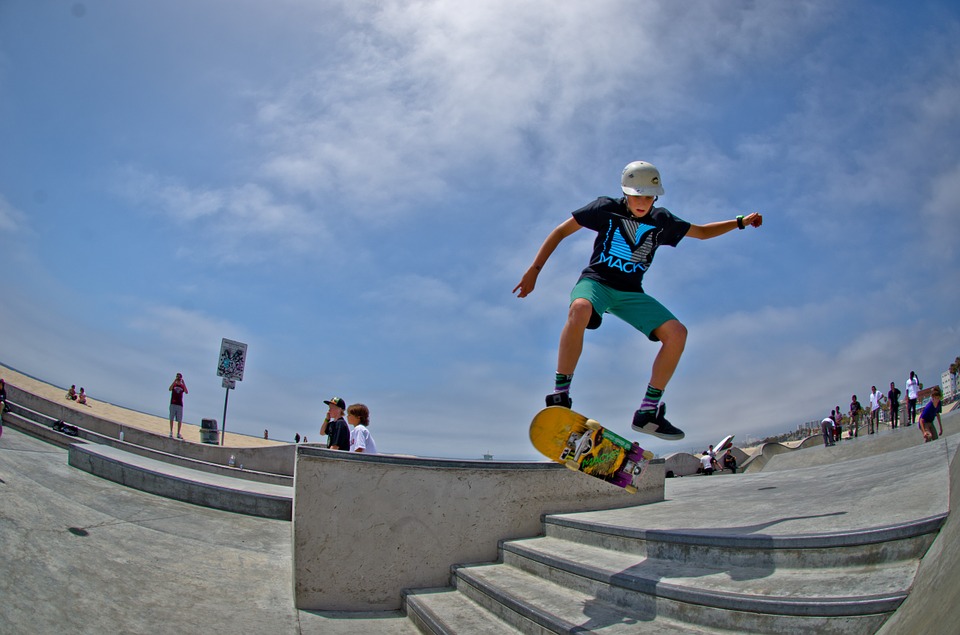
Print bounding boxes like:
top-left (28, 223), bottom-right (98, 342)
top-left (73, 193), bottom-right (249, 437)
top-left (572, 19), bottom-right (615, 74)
top-left (320, 397), bottom-right (350, 450)
top-left (263, 429), bottom-right (269, 440)
top-left (347, 403), bottom-right (378, 454)
top-left (699, 452), bottom-right (715, 475)
top-left (294, 433), bottom-right (301, 444)
top-left (906, 371), bottom-right (920, 425)
top-left (834, 406), bottom-right (843, 442)
top-left (169, 373), bottom-right (188, 439)
top-left (821, 412), bottom-right (836, 447)
top-left (888, 382), bottom-right (902, 429)
top-left (918, 386), bottom-right (944, 442)
top-left (77, 387), bottom-right (87, 405)
top-left (869, 386), bottom-right (881, 434)
top-left (66, 385), bottom-right (77, 401)
top-left (849, 395), bottom-right (862, 438)
top-left (705, 444), bottom-right (721, 471)
top-left (722, 449), bottom-right (737, 473)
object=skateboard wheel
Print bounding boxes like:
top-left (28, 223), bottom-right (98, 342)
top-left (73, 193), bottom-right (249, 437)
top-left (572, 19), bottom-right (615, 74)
top-left (585, 419), bottom-right (602, 431)
top-left (624, 485), bottom-right (638, 494)
top-left (564, 460), bottom-right (580, 471)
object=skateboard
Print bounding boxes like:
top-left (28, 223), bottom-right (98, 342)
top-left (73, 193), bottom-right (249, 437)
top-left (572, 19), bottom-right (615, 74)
top-left (530, 406), bottom-right (654, 493)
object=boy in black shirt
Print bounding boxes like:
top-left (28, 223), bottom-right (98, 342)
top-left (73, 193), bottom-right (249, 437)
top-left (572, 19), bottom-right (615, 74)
top-left (321, 397), bottom-right (351, 450)
top-left (514, 161), bottom-right (762, 440)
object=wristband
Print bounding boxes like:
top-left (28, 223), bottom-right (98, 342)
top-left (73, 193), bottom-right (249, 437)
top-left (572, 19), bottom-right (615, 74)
top-left (736, 215), bottom-right (745, 230)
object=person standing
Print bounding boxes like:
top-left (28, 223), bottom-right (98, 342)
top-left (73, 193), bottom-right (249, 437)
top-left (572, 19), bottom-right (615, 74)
top-left (168, 373), bottom-right (188, 439)
top-left (513, 160), bottom-right (763, 441)
top-left (849, 395), bottom-right (862, 438)
top-left (906, 371), bottom-right (920, 425)
top-left (887, 382), bottom-right (902, 429)
top-left (869, 386), bottom-right (882, 434)
top-left (320, 397), bottom-right (350, 450)
top-left (347, 403), bottom-right (378, 454)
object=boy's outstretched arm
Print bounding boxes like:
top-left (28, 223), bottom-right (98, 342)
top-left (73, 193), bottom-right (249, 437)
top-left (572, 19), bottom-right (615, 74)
top-left (513, 217), bottom-right (582, 298)
top-left (686, 212), bottom-right (763, 240)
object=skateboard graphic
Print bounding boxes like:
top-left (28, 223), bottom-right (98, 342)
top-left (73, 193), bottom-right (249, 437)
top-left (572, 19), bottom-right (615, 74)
top-left (530, 406), bottom-right (654, 493)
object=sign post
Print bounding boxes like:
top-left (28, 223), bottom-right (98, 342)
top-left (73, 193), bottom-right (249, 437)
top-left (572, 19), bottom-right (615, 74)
top-left (216, 338), bottom-right (247, 445)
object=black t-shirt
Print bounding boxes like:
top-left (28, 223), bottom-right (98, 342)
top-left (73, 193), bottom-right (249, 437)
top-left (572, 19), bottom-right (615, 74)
top-left (888, 387), bottom-right (901, 405)
top-left (325, 417), bottom-right (350, 450)
top-left (572, 197), bottom-right (690, 293)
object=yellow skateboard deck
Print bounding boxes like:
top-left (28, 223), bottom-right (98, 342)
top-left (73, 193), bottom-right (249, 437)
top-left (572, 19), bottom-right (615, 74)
top-left (530, 406), bottom-right (654, 492)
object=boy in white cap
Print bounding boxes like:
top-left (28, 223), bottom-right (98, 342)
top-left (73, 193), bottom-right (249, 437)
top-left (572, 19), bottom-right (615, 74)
top-left (514, 161), bottom-right (762, 440)
top-left (321, 397), bottom-right (350, 450)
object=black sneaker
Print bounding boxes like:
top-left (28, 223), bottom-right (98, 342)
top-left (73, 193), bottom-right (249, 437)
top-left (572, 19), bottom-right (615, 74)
top-left (632, 403), bottom-right (685, 440)
top-left (545, 392), bottom-right (572, 408)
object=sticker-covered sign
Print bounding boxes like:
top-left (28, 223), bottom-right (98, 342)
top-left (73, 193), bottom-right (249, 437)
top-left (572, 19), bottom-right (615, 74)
top-left (217, 338), bottom-right (248, 382)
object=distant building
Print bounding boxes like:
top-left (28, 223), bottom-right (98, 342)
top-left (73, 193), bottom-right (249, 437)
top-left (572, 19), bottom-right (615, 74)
top-left (942, 370), bottom-right (956, 401)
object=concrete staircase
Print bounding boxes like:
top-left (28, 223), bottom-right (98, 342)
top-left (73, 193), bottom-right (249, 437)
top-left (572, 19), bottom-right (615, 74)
top-left (404, 435), bottom-right (954, 634)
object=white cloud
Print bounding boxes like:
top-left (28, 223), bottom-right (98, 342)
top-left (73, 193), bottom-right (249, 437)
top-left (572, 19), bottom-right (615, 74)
top-left (0, 193), bottom-right (27, 233)
top-left (249, 0), bottom-right (831, 214)
top-left (112, 167), bottom-right (326, 261)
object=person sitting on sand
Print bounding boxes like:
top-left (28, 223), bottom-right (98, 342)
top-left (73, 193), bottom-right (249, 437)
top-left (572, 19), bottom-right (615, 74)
top-left (77, 387), bottom-right (87, 405)
top-left (66, 385), bottom-right (77, 400)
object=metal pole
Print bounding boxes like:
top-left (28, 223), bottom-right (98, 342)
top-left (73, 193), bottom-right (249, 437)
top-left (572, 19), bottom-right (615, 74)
top-left (220, 385), bottom-right (230, 445)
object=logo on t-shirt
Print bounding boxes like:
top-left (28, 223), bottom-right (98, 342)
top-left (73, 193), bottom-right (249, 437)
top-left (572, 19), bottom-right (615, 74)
top-left (595, 219), bottom-right (658, 274)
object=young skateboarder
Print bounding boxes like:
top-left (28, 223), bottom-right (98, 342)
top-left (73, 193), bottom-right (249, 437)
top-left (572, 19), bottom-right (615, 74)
top-left (514, 161), bottom-right (762, 440)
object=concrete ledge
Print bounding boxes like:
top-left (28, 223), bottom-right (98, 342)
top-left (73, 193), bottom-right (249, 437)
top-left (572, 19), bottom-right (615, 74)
top-left (2, 409), bottom-right (90, 450)
top-left (546, 512), bottom-right (948, 550)
top-left (292, 447), bottom-right (665, 611)
top-left (5, 383), bottom-right (296, 475)
top-left (4, 401), bottom-right (293, 486)
top-left (68, 443), bottom-right (292, 520)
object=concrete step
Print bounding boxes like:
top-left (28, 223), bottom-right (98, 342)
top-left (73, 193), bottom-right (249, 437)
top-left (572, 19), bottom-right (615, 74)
top-left (502, 536), bottom-right (914, 617)
top-left (404, 588), bottom-right (524, 635)
top-left (452, 562), bottom-right (723, 634)
top-left (398, 438), bottom-right (953, 634)
top-left (67, 442), bottom-right (292, 520)
top-left (542, 512), bottom-right (945, 570)
top-left (454, 560), bottom-right (893, 634)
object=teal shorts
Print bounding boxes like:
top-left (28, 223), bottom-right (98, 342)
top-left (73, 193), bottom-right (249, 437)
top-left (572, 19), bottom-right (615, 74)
top-left (570, 278), bottom-right (677, 341)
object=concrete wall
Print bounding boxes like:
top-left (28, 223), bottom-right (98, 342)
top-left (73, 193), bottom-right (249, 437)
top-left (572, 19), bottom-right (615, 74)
top-left (5, 383), bottom-right (296, 476)
top-left (292, 447), bottom-right (665, 611)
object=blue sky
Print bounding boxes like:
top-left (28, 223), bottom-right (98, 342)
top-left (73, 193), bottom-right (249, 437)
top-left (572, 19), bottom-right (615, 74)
top-left (1, 0), bottom-right (958, 459)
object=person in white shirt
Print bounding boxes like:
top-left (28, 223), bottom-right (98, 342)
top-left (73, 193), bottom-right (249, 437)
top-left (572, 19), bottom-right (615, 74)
top-left (869, 386), bottom-right (882, 434)
top-left (822, 412), bottom-right (836, 447)
top-left (347, 403), bottom-right (378, 454)
top-left (699, 452), bottom-right (715, 476)
top-left (906, 371), bottom-right (921, 425)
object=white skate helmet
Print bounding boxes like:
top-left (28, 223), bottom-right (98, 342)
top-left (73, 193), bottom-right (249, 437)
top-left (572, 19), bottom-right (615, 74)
top-left (621, 161), bottom-right (664, 197)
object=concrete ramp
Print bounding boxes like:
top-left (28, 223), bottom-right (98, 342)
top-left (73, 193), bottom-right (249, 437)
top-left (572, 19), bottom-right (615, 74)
top-left (876, 429), bottom-right (960, 634)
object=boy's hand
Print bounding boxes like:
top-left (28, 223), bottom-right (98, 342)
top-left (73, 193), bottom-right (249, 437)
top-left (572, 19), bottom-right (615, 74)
top-left (744, 212), bottom-right (763, 228)
top-left (513, 267), bottom-right (540, 298)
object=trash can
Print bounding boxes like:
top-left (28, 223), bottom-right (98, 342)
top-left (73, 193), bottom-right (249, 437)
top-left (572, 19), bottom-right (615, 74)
top-left (200, 418), bottom-right (219, 444)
